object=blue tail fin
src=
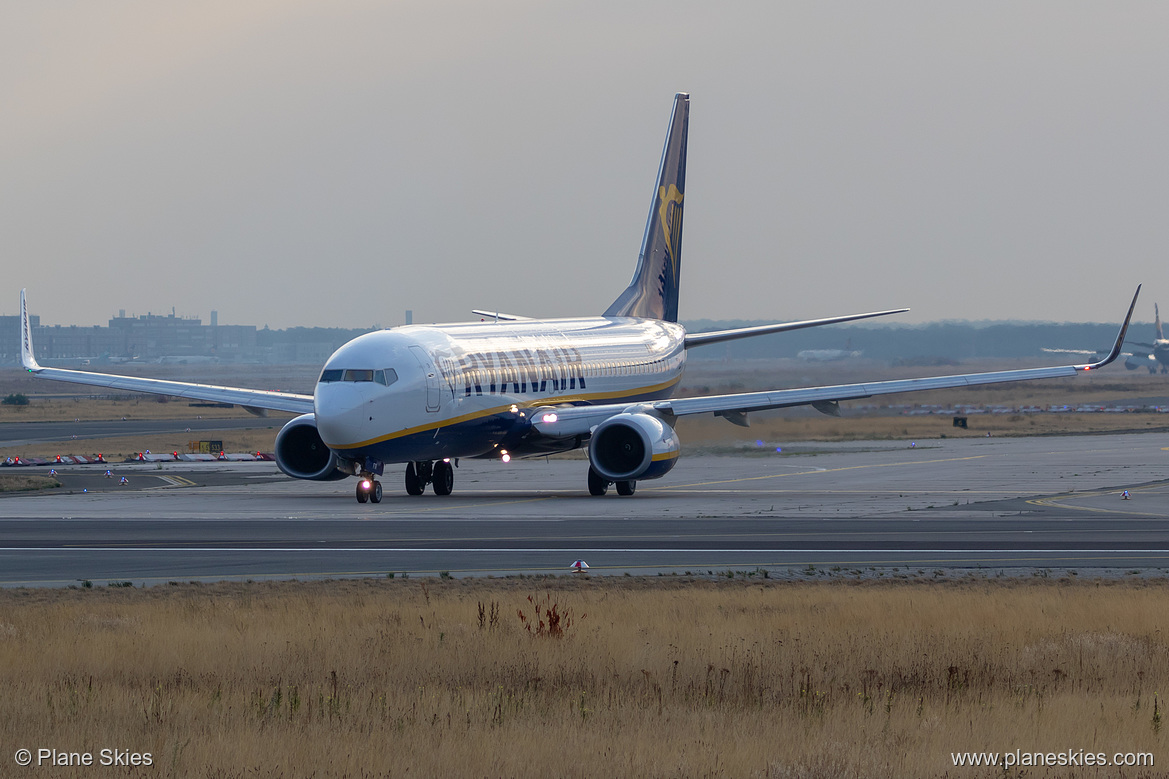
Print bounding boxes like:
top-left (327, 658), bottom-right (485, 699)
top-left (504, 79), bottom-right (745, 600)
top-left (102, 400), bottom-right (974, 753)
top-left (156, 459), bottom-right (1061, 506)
top-left (604, 92), bottom-right (689, 322)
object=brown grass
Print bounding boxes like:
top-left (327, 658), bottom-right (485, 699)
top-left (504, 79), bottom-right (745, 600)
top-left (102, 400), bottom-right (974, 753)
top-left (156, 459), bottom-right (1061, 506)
top-left (0, 397), bottom-right (267, 423)
top-left (675, 410), bottom-right (1169, 446)
top-left (0, 430), bottom-right (283, 461)
top-left (0, 474), bottom-right (60, 492)
top-left (1, 577), bottom-right (1167, 778)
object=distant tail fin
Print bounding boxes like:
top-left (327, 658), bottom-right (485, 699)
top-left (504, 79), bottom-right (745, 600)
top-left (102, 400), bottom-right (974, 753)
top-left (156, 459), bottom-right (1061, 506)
top-left (604, 92), bottom-right (689, 322)
top-left (20, 289), bottom-right (41, 372)
top-left (1157, 303), bottom-right (1163, 341)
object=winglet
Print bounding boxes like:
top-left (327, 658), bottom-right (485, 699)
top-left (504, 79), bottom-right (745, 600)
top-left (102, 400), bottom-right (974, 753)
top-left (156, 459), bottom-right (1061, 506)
top-left (19, 289), bottom-right (41, 372)
top-left (1081, 285), bottom-right (1141, 371)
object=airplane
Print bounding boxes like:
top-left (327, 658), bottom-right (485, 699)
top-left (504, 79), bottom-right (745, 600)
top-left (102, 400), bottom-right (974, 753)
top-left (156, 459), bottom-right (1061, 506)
top-left (1125, 304), bottom-right (1169, 373)
top-left (1043, 303), bottom-right (1165, 373)
top-left (797, 338), bottom-right (862, 362)
top-left (18, 93), bottom-right (1140, 503)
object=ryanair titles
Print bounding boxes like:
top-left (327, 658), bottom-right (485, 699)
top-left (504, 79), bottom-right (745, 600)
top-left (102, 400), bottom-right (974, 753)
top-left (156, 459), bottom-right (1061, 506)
top-left (438, 346), bottom-right (588, 397)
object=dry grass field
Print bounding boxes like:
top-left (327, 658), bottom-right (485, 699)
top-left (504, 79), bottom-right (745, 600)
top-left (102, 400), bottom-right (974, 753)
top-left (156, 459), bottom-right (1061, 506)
top-left (0, 429), bottom-right (285, 463)
top-left (0, 578), bottom-right (1167, 778)
top-left (0, 473), bottom-right (59, 492)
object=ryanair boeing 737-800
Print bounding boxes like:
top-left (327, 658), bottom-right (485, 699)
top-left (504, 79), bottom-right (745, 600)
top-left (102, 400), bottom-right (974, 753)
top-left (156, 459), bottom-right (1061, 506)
top-left (19, 93), bottom-right (1139, 502)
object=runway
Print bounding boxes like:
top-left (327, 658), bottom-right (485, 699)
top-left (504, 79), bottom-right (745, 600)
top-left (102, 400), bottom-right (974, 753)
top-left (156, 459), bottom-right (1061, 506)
top-left (3, 432), bottom-right (1169, 586)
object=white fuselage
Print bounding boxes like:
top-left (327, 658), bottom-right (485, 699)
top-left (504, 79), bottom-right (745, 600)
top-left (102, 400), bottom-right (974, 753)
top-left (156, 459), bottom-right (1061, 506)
top-left (313, 317), bottom-right (687, 464)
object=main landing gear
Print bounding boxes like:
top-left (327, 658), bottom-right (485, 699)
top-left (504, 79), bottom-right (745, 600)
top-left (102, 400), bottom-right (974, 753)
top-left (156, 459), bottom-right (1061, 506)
top-left (404, 460), bottom-right (455, 496)
top-left (587, 466), bottom-right (636, 497)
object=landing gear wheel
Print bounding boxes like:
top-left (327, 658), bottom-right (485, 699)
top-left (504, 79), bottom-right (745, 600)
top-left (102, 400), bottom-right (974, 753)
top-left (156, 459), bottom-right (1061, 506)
top-left (405, 462), bottom-right (425, 496)
top-left (433, 460), bottom-right (454, 496)
top-left (370, 480), bottom-right (383, 503)
top-left (616, 480), bottom-right (636, 496)
top-left (588, 467), bottom-right (609, 496)
top-left (356, 482), bottom-right (369, 503)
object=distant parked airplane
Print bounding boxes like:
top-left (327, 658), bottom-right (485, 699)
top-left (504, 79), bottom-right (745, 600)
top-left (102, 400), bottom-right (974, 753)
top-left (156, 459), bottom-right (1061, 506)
top-left (1126, 304), bottom-right (1169, 373)
top-left (1044, 303), bottom-right (1165, 373)
top-left (798, 339), bottom-right (862, 362)
top-left (19, 93), bottom-right (1141, 501)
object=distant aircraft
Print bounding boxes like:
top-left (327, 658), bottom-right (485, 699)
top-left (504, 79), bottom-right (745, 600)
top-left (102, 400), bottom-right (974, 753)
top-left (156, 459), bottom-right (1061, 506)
top-left (1043, 302), bottom-right (1165, 373)
top-left (1125, 304), bottom-right (1169, 373)
top-left (798, 339), bottom-right (862, 362)
top-left (18, 93), bottom-right (1140, 501)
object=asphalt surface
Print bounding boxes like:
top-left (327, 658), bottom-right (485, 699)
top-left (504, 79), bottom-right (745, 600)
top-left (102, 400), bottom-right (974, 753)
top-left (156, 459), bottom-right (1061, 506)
top-left (3, 432), bottom-right (1169, 586)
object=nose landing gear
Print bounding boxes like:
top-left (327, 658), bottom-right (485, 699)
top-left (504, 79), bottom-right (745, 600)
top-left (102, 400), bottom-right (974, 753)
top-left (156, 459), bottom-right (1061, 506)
top-left (356, 477), bottom-right (383, 503)
top-left (355, 457), bottom-right (386, 503)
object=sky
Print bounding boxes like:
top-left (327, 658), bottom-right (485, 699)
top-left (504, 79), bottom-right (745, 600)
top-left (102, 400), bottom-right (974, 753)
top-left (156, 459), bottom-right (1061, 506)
top-left (3, 1), bottom-right (1168, 329)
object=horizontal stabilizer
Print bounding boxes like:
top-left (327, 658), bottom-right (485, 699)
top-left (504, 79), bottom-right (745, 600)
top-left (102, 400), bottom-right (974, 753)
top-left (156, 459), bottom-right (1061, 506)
top-left (684, 308), bottom-right (908, 348)
top-left (470, 310), bottom-right (532, 321)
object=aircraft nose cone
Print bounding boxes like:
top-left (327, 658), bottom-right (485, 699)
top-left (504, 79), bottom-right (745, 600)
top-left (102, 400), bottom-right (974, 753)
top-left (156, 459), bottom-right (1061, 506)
top-left (315, 383), bottom-right (372, 447)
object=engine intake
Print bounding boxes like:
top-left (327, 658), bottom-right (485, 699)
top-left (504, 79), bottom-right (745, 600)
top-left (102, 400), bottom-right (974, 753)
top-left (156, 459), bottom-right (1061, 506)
top-left (588, 412), bottom-right (679, 482)
top-left (275, 414), bottom-right (351, 481)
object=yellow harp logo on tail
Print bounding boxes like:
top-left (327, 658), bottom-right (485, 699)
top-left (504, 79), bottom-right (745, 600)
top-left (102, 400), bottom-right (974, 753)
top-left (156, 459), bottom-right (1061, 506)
top-left (657, 184), bottom-right (684, 279)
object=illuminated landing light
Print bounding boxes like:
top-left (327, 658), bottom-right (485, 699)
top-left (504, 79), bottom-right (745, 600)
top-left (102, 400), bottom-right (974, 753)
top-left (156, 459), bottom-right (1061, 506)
top-left (510, 404), bottom-right (519, 413)
top-left (442, 458), bottom-right (451, 463)
top-left (501, 450), bottom-right (511, 463)
top-left (542, 412), bottom-right (558, 423)
top-left (361, 479), bottom-right (372, 490)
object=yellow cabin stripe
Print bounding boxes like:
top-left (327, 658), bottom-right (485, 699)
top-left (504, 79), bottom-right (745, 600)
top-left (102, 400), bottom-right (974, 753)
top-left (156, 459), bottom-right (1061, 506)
top-left (327, 375), bottom-right (682, 450)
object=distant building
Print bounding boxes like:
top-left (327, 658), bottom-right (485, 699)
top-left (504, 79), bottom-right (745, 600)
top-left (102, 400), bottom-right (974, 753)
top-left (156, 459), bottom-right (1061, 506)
top-left (0, 314), bottom-right (39, 363)
top-left (0, 307), bottom-right (374, 365)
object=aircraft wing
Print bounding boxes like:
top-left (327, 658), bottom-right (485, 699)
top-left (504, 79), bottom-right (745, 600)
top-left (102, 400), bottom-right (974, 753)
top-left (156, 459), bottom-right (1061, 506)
top-left (19, 290), bottom-right (314, 415)
top-left (533, 286), bottom-right (1140, 438)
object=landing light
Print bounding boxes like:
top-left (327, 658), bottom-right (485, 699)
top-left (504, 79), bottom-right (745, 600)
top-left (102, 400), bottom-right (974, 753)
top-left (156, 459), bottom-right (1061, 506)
top-left (510, 404), bottom-right (519, 413)
top-left (542, 412), bottom-right (558, 423)
top-left (361, 479), bottom-right (371, 490)
top-left (501, 450), bottom-right (511, 464)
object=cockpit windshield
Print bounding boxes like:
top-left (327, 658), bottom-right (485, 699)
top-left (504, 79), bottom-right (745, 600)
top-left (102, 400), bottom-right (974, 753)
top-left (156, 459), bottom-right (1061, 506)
top-left (319, 368), bottom-right (399, 386)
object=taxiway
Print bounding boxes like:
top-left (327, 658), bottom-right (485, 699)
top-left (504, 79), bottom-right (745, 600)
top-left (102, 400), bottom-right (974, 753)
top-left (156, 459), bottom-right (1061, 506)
top-left (3, 432), bottom-right (1169, 585)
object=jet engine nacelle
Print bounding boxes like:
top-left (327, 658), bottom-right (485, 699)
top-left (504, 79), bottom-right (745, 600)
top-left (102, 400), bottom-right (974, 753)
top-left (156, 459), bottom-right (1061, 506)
top-left (274, 414), bottom-right (352, 481)
top-left (588, 412), bottom-right (679, 482)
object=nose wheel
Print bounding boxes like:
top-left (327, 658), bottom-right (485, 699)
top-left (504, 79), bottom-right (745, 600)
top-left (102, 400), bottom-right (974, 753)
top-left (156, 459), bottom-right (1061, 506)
top-left (356, 478), bottom-right (383, 503)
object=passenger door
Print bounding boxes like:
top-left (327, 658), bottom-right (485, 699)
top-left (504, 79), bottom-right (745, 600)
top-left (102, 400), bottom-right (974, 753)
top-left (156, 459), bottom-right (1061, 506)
top-left (409, 345), bottom-right (441, 413)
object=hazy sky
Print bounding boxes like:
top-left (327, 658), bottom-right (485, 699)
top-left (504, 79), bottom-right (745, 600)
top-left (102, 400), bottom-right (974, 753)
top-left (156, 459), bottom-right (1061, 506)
top-left (3, 2), bottom-right (1167, 329)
